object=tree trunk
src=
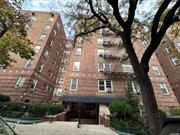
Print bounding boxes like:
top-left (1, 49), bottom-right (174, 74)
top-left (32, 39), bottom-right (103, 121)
top-left (121, 33), bottom-right (162, 135)
top-left (138, 73), bottom-right (162, 135)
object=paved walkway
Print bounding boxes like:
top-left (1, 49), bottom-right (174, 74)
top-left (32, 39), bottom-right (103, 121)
top-left (14, 121), bottom-right (118, 135)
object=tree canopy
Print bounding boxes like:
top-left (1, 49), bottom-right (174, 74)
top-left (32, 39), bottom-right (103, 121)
top-left (63, 0), bottom-right (180, 134)
top-left (0, 0), bottom-right (34, 68)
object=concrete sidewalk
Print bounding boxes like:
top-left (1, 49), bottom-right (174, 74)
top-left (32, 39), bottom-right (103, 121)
top-left (14, 121), bottom-right (118, 135)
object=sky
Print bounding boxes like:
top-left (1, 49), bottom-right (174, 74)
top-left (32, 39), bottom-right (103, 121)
top-left (22, 0), bottom-right (158, 37)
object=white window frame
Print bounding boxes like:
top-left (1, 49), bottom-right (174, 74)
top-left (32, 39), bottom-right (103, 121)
top-left (98, 63), bottom-right (111, 72)
top-left (70, 78), bottom-right (78, 91)
top-left (75, 48), bottom-right (82, 56)
top-left (59, 66), bottom-right (66, 73)
top-left (24, 59), bottom-right (33, 69)
top-left (30, 79), bottom-right (38, 90)
top-left (49, 40), bottom-right (54, 47)
top-left (54, 88), bottom-right (62, 96)
top-left (38, 63), bottom-right (44, 72)
top-left (159, 82), bottom-right (169, 95)
top-left (15, 76), bottom-right (26, 89)
top-left (152, 65), bottom-right (161, 76)
top-left (98, 80), bottom-right (113, 92)
top-left (39, 34), bottom-right (47, 41)
top-left (44, 50), bottom-right (49, 58)
top-left (97, 49), bottom-right (104, 56)
top-left (44, 25), bottom-right (51, 31)
top-left (171, 57), bottom-right (180, 66)
top-left (97, 38), bottom-right (103, 44)
top-left (45, 85), bottom-right (49, 92)
top-left (34, 45), bottom-right (41, 53)
top-left (73, 61), bottom-right (80, 71)
top-left (122, 64), bottom-right (134, 73)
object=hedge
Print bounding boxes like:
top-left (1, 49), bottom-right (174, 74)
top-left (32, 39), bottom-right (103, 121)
top-left (0, 102), bottom-right (64, 118)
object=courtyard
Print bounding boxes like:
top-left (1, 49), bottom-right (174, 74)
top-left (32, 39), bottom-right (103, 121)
top-left (13, 121), bottom-right (118, 135)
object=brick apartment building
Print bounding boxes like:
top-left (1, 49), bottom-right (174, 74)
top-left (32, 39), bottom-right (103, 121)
top-left (0, 11), bottom-right (66, 102)
top-left (53, 29), bottom-right (179, 124)
top-left (156, 35), bottom-right (180, 103)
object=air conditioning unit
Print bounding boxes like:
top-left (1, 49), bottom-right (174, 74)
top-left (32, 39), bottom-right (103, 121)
top-left (15, 84), bottom-right (22, 88)
top-left (99, 69), bottom-right (104, 72)
top-left (107, 88), bottom-right (112, 94)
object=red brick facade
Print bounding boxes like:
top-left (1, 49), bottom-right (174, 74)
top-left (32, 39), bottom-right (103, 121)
top-left (0, 11), bottom-right (66, 102)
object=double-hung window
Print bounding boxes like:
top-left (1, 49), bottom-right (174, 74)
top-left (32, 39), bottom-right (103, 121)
top-left (152, 65), bottom-right (161, 76)
top-left (75, 48), bottom-right (82, 56)
top-left (98, 63), bottom-right (110, 72)
top-left (73, 61), bottom-right (80, 71)
top-left (70, 78), bottom-right (78, 91)
top-left (24, 59), bottom-right (33, 69)
top-left (30, 79), bottom-right (38, 90)
top-left (15, 76), bottom-right (26, 89)
top-left (122, 64), bottom-right (134, 73)
top-left (159, 82), bottom-right (169, 95)
top-left (34, 45), bottom-right (41, 53)
top-left (126, 81), bottom-right (141, 94)
top-left (98, 80), bottom-right (113, 92)
top-left (171, 57), bottom-right (180, 66)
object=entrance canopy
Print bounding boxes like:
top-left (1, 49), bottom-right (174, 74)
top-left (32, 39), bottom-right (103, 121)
top-left (60, 95), bottom-right (122, 104)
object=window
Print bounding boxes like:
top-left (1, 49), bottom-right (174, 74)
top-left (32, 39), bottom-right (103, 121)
top-left (44, 25), bottom-right (51, 31)
top-left (126, 81), bottom-right (141, 94)
top-left (49, 40), bottom-right (54, 47)
top-left (39, 34), bottom-right (47, 41)
top-left (122, 64), bottom-right (134, 73)
top-left (15, 76), bottom-right (26, 89)
top-left (62, 59), bottom-right (68, 64)
top-left (152, 65), bottom-right (161, 76)
top-left (34, 45), bottom-right (41, 53)
top-left (97, 49), bottom-right (104, 56)
top-left (70, 78), bottom-right (78, 91)
top-left (64, 51), bottom-right (70, 56)
top-left (97, 38), bottom-right (103, 44)
top-left (164, 46), bottom-right (172, 53)
top-left (24, 59), bottom-right (33, 69)
top-left (73, 61), bottom-right (80, 71)
top-left (159, 82), bottom-right (169, 95)
top-left (49, 18), bottom-right (54, 22)
top-left (98, 80), bottom-right (113, 92)
top-left (44, 50), bottom-right (49, 58)
top-left (56, 22), bottom-right (60, 31)
top-left (30, 79), bottom-right (38, 90)
top-left (48, 71), bottom-right (53, 78)
top-left (56, 77), bottom-right (64, 84)
top-left (54, 30), bottom-right (57, 37)
top-left (175, 43), bottom-right (180, 49)
top-left (98, 63), bottom-right (111, 72)
top-left (59, 66), bottom-right (66, 73)
top-left (37, 63), bottom-right (44, 72)
top-left (171, 57), bottom-right (180, 66)
top-left (45, 85), bottom-right (49, 92)
top-left (54, 88), bottom-right (62, 96)
top-left (75, 48), bottom-right (82, 56)
top-left (31, 16), bottom-right (37, 21)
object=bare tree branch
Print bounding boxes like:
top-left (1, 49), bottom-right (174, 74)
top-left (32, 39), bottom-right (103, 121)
top-left (141, 1), bottom-right (180, 73)
top-left (73, 25), bottom-right (107, 46)
top-left (86, 0), bottom-right (109, 24)
top-left (106, 0), bottom-right (126, 28)
top-left (126, 0), bottom-right (138, 28)
top-left (151, 1), bottom-right (171, 37)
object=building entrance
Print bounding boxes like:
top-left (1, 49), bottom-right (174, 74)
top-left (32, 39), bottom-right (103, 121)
top-left (70, 103), bottom-right (99, 124)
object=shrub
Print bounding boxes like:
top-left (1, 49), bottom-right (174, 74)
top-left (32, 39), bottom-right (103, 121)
top-left (109, 100), bottom-right (133, 120)
top-left (0, 94), bottom-right (11, 102)
top-left (170, 108), bottom-right (180, 116)
top-left (0, 102), bottom-right (64, 118)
